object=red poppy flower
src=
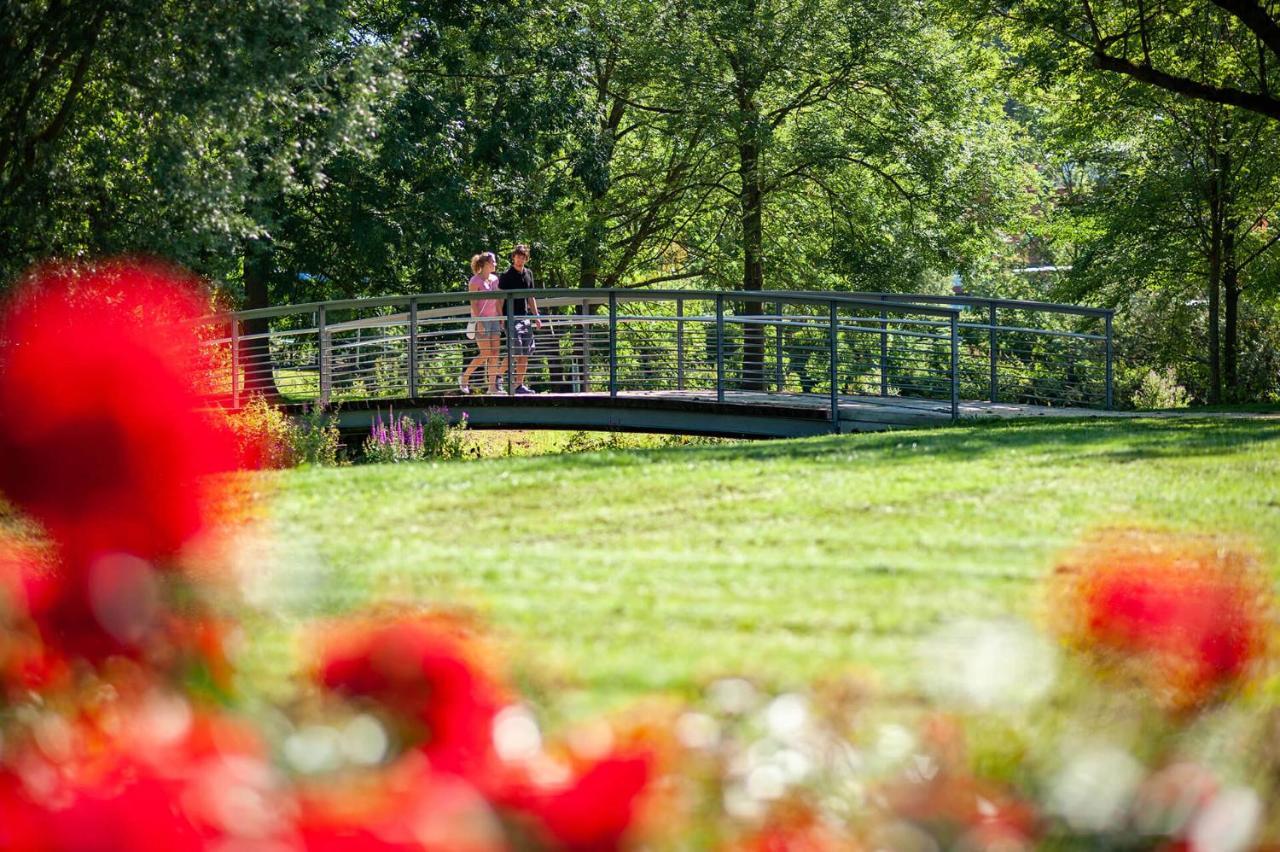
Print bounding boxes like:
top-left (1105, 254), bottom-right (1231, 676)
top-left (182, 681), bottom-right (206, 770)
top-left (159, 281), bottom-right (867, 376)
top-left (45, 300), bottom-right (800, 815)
top-left (315, 615), bottom-right (509, 777)
top-left (1054, 530), bottom-right (1269, 710)
top-left (497, 748), bottom-right (655, 852)
top-left (0, 259), bottom-right (240, 571)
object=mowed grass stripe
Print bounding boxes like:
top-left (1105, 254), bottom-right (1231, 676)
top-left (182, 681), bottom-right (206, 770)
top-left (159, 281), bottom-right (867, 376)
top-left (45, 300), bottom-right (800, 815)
top-left (253, 418), bottom-right (1279, 708)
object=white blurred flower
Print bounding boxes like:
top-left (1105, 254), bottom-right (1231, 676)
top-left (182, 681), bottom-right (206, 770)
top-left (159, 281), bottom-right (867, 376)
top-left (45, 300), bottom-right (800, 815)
top-left (340, 714), bottom-right (389, 766)
top-left (745, 763), bottom-right (787, 801)
top-left (775, 747), bottom-right (813, 784)
top-left (1048, 746), bottom-right (1144, 832)
top-left (873, 724), bottom-right (917, 767)
top-left (709, 678), bottom-right (759, 715)
top-left (675, 712), bottom-right (720, 751)
top-left (1188, 787), bottom-right (1261, 852)
top-left (916, 618), bottom-right (1058, 711)
top-left (284, 725), bottom-right (342, 775)
top-left (765, 693), bottom-right (810, 743)
top-left (492, 705), bottom-right (542, 763)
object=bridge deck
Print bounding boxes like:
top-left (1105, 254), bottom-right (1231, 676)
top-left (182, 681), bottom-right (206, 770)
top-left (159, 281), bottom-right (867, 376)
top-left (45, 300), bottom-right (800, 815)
top-left (304, 389), bottom-right (1118, 439)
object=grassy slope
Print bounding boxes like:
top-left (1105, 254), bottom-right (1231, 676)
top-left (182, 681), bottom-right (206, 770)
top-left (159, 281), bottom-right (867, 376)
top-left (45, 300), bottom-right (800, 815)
top-left (251, 418), bottom-right (1279, 711)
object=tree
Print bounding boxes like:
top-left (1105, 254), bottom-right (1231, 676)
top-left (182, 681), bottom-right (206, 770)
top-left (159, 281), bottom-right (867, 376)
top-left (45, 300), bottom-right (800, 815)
top-left (1043, 81), bottom-right (1280, 402)
top-left (971, 0), bottom-right (1280, 121)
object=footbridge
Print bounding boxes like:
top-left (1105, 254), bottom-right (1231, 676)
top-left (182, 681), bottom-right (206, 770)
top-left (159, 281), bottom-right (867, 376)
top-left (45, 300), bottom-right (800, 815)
top-left (205, 289), bottom-right (1114, 438)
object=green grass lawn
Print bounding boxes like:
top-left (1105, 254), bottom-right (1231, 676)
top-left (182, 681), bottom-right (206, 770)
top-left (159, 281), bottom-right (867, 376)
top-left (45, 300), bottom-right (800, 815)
top-left (244, 417), bottom-right (1280, 715)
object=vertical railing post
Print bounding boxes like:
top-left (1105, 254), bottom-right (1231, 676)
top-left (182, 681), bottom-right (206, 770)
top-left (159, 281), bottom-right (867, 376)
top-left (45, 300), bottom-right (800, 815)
top-left (608, 291), bottom-right (618, 397)
top-left (829, 300), bottom-right (839, 432)
top-left (774, 299), bottom-right (784, 393)
top-left (407, 298), bottom-right (418, 399)
top-left (988, 302), bottom-right (998, 403)
top-left (1105, 311), bottom-right (1114, 410)
top-left (230, 317), bottom-right (240, 409)
top-left (505, 293), bottom-right (515, 396)
top-left (318, 305), bottom-right (330, 405)
top-left (676, 297), bottom-right (685, 391)
top-left (580, 299), bottom-right (591, 393)
top-left (879, 295), bottom-right (888, 397)
top-left (950, 311), bottom-right (960, 421)
top-left (715, 294), bottom-right (725, 403)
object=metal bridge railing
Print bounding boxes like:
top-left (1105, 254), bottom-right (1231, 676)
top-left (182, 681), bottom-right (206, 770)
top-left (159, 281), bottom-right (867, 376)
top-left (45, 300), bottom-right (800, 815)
top-left (200, 289), bottom-right (1114, 428)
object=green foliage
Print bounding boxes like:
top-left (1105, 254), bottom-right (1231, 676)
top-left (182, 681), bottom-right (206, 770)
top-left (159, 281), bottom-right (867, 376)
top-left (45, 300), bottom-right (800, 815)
top-left (5, 0), bottom-right (1279, 401)
top-left (292, 403), bottom-right (343, 467)
top-left (226, 397), bottom-right (343, 467)
top-left (1131, 367), bottom-right (1193, 410)
top-left (228, 395), bottom-right (298, 469)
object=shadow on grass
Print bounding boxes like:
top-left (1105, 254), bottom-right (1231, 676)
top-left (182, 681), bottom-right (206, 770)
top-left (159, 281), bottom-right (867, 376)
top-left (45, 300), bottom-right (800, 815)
top-left (494, 417), bottom-right (1280, 472)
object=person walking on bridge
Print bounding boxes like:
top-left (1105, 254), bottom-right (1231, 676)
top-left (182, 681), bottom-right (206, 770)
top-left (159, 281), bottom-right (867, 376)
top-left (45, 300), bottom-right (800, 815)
top-left (460, 251), bottom-right (501, 394)
top-left (498, 244), bottom-right (542, 394)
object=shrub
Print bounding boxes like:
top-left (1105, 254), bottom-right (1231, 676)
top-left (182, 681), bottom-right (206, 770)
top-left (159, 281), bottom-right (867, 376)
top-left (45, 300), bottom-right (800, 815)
top-left (226, 398), bottom-right (342, 468)
top-left (292, 402), bottom-right (342, 466)
top-left (227, 395), bottom-right (297, 469)
top-left (1131, 366), bottom-right (1192, 410)
top-left (422, 406), bottom-right (469, 460)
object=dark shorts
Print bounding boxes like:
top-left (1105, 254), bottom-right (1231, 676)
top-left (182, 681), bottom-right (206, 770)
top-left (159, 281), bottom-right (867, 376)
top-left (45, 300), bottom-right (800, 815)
top-left (509, 319), bottom-right (536, 357)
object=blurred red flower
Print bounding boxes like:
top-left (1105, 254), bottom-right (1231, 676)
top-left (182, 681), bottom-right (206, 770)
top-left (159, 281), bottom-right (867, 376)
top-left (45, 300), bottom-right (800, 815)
top-left (496, 746), bottom-right (655, 852)
top-left (316, 615), bottom-right (509, 777)
top-left (0, 259), bottom-right (240, 570)
top-left (1054, 530), bottom-right (1269, 710)
top-left (297, 754), bottom-right (506, 852)
top-left (0, 699), bottom-right (288, 851)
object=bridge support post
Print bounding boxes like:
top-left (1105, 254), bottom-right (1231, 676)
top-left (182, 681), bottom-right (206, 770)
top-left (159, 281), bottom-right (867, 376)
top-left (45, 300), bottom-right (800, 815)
top-left (775, 300), bottom-right (783, 393)
top-left (988, 303), bottom-right (998, 403)
top-left (1105, 312), bottom-right (1114, 410)
top-left (950, 312), bottom-right (960, 421)
top-left (318, 305), bottom-right (330, 405)
top-left (506, 295), bottom-right (515, 396)
top-left (879, 295), bottom-right (888, 397)
top-left (608, 291), bottom-right (618, 397)
top-left (408, 299), bottom-right (418, 399)
top-left (230, 318), bottom-right (240, 409)
top-left (580, 299), bottom-right (591, 393)
top-left (829, 301), bottom-right (839, 432)
top-left (715, 294), bottom-right (725, 403)
top-left (676, 298), bottom-right (685, 391)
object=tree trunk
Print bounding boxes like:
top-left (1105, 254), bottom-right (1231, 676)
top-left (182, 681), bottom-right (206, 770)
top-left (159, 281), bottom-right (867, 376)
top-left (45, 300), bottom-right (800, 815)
top-left (1206, 149), bottom-right (1223, 405)
top-left (241, 233), bottom-right (283, 401)
top-left (738, 93), bottom-right (766, 391)
top-left (1224, 230), bottom-right (1240, 399)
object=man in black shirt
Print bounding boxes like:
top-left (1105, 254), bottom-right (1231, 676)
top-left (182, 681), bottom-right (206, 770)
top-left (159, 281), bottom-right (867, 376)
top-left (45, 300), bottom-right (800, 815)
top-left (497, 244), bottom-right (542, 394)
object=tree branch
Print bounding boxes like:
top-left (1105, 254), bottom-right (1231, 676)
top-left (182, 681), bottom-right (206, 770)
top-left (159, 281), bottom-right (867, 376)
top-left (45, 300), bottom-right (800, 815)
top-left (1091, 50), bottom-right (1280, 120)
top-left (1209, 0), bottom-right (1280, 61)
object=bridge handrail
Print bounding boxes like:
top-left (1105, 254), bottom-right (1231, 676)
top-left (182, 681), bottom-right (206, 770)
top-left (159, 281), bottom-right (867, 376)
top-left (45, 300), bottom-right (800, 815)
top-left (203, 286), bottom-right (1115, 423)
top-left (809, 290), bottom-right (1115, 319)
top-left (206, 288), bottom-right (964, 324)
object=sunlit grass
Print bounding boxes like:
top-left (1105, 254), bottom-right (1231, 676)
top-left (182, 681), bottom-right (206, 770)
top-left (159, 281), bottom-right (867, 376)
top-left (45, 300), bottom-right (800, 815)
top-left (239, 417), bottom-right (1280, 714)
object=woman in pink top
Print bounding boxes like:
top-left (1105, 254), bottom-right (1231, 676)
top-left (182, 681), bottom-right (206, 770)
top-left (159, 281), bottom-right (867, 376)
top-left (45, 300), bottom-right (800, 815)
top-left (460, 251), bottom-right (502, 393)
